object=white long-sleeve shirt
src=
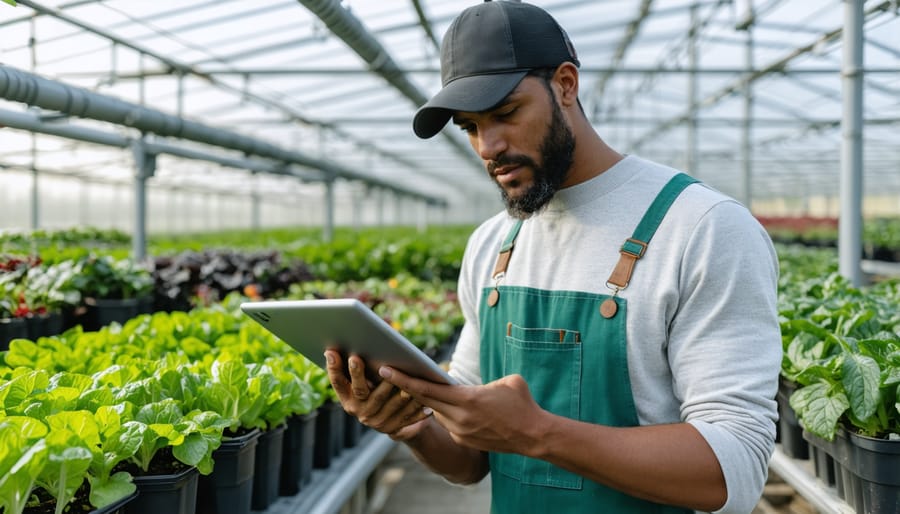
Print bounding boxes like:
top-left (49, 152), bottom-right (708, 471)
top-left (449, 155), bottom-right (781, 514)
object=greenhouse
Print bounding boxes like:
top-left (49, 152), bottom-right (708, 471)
top-left (1, 1), bottom-right (899, 513)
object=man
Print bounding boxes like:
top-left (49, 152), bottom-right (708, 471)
top-left (324, 2), bottom-right (781, 513)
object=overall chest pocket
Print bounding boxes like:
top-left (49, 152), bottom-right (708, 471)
top-left (497, 323), bottom-right (583, 490)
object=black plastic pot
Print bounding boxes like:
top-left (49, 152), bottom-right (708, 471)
top-left (25, 312), bottom-right (64, 340)
top-left (0, 317), bottom-right (27, 351)
top-left (829, 429), bottom-right (861, 508)
top-left (125, 466), bottom-right (199, 514)
top-left (279, 411), bottom-right (317, 496)
top-left (196, 429), bottom-right (260, 514)
top-left (777, 378), bottom-right (809, 460)
top-left (313, 401), bottom-right (344, 469)
top-left (344, 411), bottom-right (364, 448)
top-left (849, 431), bottom-right (900, 514)
top-left (251, 424), bottom-right (286, 510)
top-left (83, 296), bottom-right (152, 331)
top-left (803, 430), bottom-right (836, 487)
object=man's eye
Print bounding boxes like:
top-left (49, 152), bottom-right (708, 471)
top-left (496, 108), bottom-right (517, 119)
top-left (459, 124), bottom-right (476, 134)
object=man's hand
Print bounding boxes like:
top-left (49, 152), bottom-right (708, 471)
top-left (378, 366), bottom-right (548, 456)
top-left (324, 350), bottom-right (432, 440)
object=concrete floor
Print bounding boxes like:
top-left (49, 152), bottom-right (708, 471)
top-left (373, 445), bottom-right (816, 514)
top-left (375, 445), bottom-right (491, 514)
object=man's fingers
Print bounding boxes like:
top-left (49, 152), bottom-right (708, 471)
top-left (347, 355), bottom-right (370, 400)
top-left (367, 392), bottom-right (431, 434)
top-left (378, 366), bottom-right (459, 408)
top-left (323, 350), bottom-right (351, 401)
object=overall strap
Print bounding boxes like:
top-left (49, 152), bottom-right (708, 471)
top-left (492, 219), bottom-right (524, 279)
top-left (487, 219), bottom-right (524, 306)
top-left (607, 173), bottom-right (698, 290)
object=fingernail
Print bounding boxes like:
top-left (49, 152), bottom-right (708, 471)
top-left (423, 407), bottom-right (433, 416)
top-left (324, 352), bottom-right (333, 365)
top-left (349, 359), bottom-right (357, 370)
top-left (379, 367), bottom-right (392, 379)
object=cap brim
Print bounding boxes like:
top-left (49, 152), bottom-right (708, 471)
top-left (413, 71), bottom-right (529, 139)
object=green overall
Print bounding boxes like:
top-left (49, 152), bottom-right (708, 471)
top-left (478, 174), bottom-right (698, 514)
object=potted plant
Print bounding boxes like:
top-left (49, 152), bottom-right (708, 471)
top-left (781, 274), bottom-right (900, 512)
top-left (71, 254), bottom-right (154, 331)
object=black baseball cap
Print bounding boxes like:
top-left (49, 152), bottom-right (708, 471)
top-left (413, 1), bottom-right (580, 139)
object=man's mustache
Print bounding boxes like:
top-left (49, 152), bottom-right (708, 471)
top-left (487, 155), bottom-right (537, 175)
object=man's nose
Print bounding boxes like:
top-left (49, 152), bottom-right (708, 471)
top-left (475, 125), bottom-right (507, 162)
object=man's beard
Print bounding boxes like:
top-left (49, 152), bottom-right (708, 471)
top-left (491, 99), bottom-right (576, 219)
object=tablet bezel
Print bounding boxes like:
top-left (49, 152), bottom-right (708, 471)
top-left (240, 298), bottom-right (457, 385)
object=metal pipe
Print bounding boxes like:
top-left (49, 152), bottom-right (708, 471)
top-left (741, 8), bottom-right (754, 209)
top-left (839, 0), bottom-right (864, 286)
top-left (0, 65), bottom-right (443, 204)
top-left (323, 179), bottom-right (334, 243)
top-left (592, 0), bottom-right (654, 100)
top-left (54, 66), bottom-right (900, 78)
top-left (0, 108), bottom-right (323, 182)
top-left (686, 2), bottom-right (699, 177)
top-left (131, 140), bottom-right (155, 261)
top-left (30, 16), bottom-right (39, 230)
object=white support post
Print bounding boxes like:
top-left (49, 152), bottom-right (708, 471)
top-left (131, 139), bottom-right (156, 262)
top-left (686, 2), bottom-right (699, 178)
top-left (839, 0), bottom-right (864, 286)
top-left (251, 172), bottom-right (262, 231)
top-left (323, 179), bottom-right (335, 243)
top-left (29, 18), bottom-right (39, 230)
top-left (741, 8), bottom-right (754, 210)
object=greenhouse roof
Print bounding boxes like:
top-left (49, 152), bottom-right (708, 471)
top-left (1, 0), bottom-right (899, 218)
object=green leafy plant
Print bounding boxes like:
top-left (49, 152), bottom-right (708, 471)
top-left (780, 272), bottom-right (900, 440)
top-left (38, 412), bottom-right (97, 514)
top-left (0, 416), bottom-right (48, 514)
top-left (87, 405), bottom-right (143, 507)
top-left (71, 254), bottom-right (153, 300)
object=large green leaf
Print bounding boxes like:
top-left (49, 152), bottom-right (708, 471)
top-left (37, 431), bottom-right (93, 514)
top-left (841, 352), bottom-right (881, 421)
top-left (789, 382), bottom-right (850, 441)
top-left (0, 369), bottom-right (50, 411)
top-left (0, 438), bottom-right (48, 514)
top-left (88, 471), bottom-right (135, 509)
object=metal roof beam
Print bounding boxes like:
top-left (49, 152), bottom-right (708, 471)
top-left (410, 0), bottom-right (439, 52)
top-left (56, 65), bottom-right (900, 80)
top-left (592, 0), bottom-right (654, 99)
top-left (15, 0), bottom-right (443, 191)
top-left (628, 0), bottom-right (898, 151)
top-left (296, 0), bottom-right (480, 171)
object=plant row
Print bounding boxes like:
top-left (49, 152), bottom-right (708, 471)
top-left (759, 216), bottom-right (900, 261)
top-left (0, 265), bottom-right (465, 513)
top-left (0, 297), bottom-right (330, 514)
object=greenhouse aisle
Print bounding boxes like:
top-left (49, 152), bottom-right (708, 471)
top-left (371, 445), bottom-right (818, 514)
top-left (374, 444), bottom-right (491, 514)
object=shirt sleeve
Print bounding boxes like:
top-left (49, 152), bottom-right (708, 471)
top-left (448, 227), bottom-right (487, 386)
top-left (669, 200), bottom-right (781, 514)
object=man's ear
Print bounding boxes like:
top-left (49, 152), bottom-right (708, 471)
top-left (553, 62), bottom-right (580, 107)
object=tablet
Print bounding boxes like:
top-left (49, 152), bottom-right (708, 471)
top-left (240, 298), bottom-right (457, 385)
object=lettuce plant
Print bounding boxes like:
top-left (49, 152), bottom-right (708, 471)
top-left (88, 406), bottom-right (143, 508)
top-left (0, 417), bottom-right (48, 514)
top-left (35, 426), bottom-right (94, 514)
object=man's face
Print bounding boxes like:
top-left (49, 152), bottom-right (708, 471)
top-left (454, 76), bottom-right (576, 219)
